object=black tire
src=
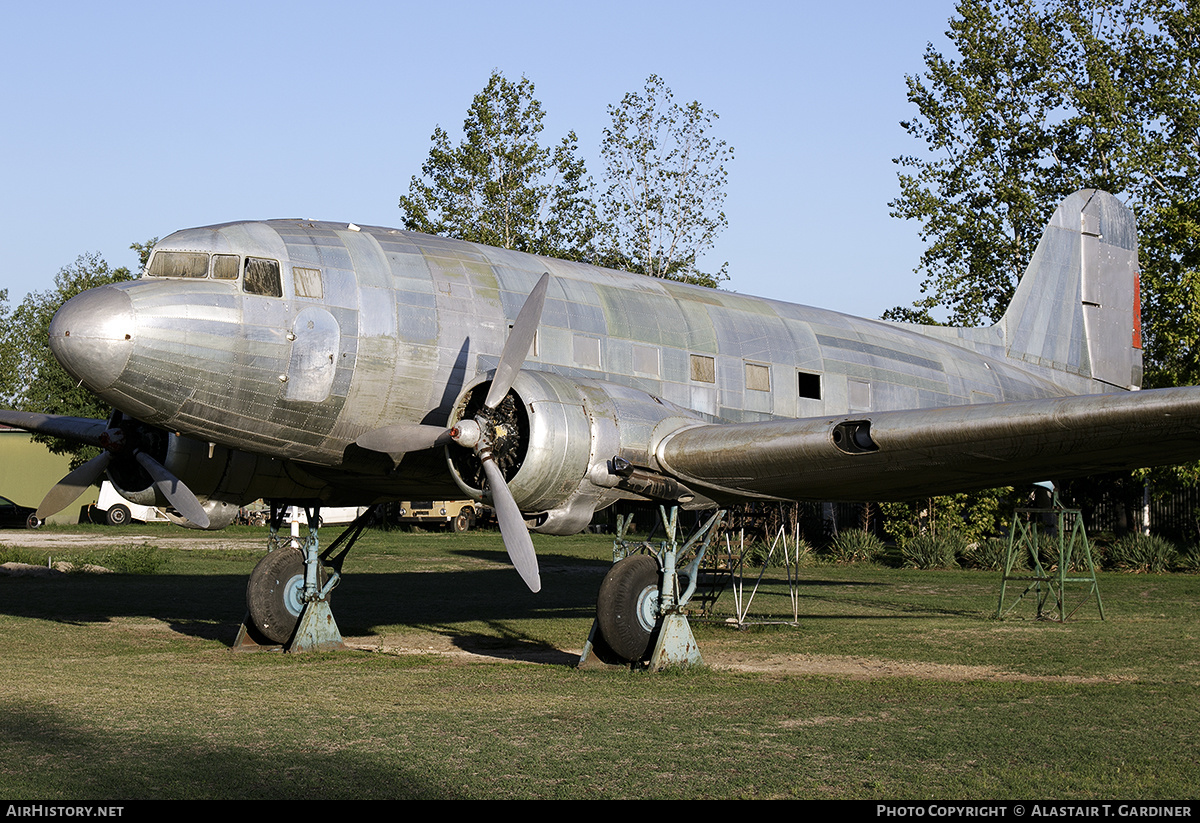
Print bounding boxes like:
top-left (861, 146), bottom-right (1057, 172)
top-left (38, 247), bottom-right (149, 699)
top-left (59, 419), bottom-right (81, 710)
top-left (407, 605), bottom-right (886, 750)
top-left (596, 555), bottom-right (661, 662)
top-left (106, 504), bottom-right (131, 526)
top-left (452, 510), bottom-right (472, 532)
top-left (25, 513), bottom-right (41, 530)
top-left (246, 547), bottom-right (326, 645)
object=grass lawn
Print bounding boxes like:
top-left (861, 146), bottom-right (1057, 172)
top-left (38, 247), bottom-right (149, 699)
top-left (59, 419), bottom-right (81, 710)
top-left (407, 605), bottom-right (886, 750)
top-left (1, 525), bottom-right (1197, 799)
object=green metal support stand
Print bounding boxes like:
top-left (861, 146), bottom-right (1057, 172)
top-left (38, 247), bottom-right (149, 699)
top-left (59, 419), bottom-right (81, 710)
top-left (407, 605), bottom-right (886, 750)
top-left (997, 492), bottom-right (1104, 622)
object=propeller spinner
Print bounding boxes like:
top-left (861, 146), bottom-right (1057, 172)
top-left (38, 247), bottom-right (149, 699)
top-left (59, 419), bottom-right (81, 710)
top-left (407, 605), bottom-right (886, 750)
top-left (355, 273), bottom-right (550, 592)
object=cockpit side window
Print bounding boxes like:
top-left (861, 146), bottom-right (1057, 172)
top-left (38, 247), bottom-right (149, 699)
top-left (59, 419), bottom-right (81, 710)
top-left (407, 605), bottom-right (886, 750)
top-left (293, 267), bottom-right (323, 299)
top-left (244, 257), bottom-right (283, 297)
top-left (148, 251), bottom-right (209, 278)
top-left (213, 254), bottom-right (240, 280)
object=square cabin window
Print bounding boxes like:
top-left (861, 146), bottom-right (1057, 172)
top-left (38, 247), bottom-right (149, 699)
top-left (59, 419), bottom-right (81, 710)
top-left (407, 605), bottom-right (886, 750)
top-left (294, 266), bottom-right (323, 299)
top-left (690, 354), bottom-right (716, 383)
top-left (244, 257), bottom-right (282, 298)
top-left (797, 371), bottom-right (822, 400)
top-left (213, 254), bottom-right (240, 280)
top-left (745, 362), bottom-right (771, 392)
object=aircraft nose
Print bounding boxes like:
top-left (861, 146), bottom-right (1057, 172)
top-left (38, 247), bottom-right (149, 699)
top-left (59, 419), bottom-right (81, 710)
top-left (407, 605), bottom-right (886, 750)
top-left (48, 286), bottom-right (135, 391)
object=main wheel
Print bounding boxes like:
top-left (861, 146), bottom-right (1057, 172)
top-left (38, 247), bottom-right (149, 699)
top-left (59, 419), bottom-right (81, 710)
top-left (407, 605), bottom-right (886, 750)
top-left (106, 504), bottom-right (130, 526)
top-left (246, 547), bottom-right (326, 645)
top-left (25, 513), bottom-right (41, 530)
top-left (596, 555), bottom-right (661, 662)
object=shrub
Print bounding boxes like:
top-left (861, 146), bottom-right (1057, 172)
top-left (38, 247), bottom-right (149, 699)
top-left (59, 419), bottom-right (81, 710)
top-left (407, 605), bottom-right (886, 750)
top-left (1107, 534), bottom-right (1177, 573)
top-left (960, 537), bottom-right (1018, 571)
top-left (827, 529), bottom-right (885, 564)
top-left (1175, 544), bottom-right (1200, 573)
top-left (901, 531), bottom-right (964, 569)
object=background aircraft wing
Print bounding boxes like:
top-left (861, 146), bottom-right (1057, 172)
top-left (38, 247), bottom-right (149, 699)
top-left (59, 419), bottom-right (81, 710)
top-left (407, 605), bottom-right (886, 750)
top-left (0, 410), bottom-right (108, 445)
top-left (655, 386), bottom-right (1200, 501)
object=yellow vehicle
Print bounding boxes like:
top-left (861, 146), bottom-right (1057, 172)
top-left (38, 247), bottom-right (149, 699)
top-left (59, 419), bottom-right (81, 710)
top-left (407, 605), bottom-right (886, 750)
top-left (395, 500), bottom-right (481, 532)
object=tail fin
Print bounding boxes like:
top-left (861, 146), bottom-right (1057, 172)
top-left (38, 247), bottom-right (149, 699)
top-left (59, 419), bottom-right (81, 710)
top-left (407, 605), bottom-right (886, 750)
top-left (1001, 189), bottom-right (1142, 389)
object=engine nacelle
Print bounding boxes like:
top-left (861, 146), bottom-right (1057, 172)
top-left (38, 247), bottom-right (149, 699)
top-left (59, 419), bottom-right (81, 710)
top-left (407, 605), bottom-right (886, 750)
top-left (108, 429), bottom-right (327, 529)
top-left (445, 370), bottom-right (708, 535)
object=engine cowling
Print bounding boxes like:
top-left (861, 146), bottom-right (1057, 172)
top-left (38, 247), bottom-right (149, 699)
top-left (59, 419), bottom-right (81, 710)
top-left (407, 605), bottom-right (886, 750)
top-left (108, 427), bottom-right (326, 529)
top-left (445, 370), bottom-right (708, 535)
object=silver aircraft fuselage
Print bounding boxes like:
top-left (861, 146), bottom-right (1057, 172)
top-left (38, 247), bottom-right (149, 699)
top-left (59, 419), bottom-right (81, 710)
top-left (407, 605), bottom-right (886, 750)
top-left (54, 220), bottom-right (1093, 472)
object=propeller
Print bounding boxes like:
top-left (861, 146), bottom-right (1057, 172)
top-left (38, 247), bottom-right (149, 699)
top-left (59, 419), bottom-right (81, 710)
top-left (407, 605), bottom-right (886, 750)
top-left (355, 272), bottom-right (550, 592)
top-left (36, 414), bottom-right (211, 528)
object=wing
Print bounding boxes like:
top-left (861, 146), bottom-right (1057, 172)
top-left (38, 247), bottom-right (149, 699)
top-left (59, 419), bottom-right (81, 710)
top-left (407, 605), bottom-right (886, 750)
top-left (655, 386), bottom-right (1200, 501)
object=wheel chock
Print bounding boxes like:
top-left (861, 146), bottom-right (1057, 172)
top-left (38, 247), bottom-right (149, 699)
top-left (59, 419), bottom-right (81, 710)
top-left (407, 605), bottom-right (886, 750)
top-left (288, 598), bottom-right (346, 653)
top-left (648, 613), bottom-right (703, 671)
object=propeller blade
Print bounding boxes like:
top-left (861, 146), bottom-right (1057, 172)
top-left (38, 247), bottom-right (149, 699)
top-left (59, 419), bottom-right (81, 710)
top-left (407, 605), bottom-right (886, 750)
top-left (481, 457), bottom-right (541, 593)
top-left (0, 410), bottom-right (109, 447)
top-left (484, 272), bottom-right (549, 410)
top-left (356, 423), bottom-right (455, 455)
top-left (37, 452), bottom-right (112, 520)
top-left (134, 451), bottom-right (211, 528)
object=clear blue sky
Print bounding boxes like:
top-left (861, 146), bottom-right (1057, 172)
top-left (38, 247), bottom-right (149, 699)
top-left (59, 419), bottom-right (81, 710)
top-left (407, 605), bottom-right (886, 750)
top-left (0, 0), bottom-right (959, 319)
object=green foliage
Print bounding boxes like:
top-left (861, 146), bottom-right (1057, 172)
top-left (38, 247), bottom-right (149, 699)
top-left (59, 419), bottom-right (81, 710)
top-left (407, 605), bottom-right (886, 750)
top-left (900, 531), bottom-right (965, 569)
top-left (740, 536), bottom-right (813, 569)
top-left (599, 75), bottom-right (732, 287)
top-left (0, 245), bottom-right (150, 464)
top-left (960, 536), bottom-right (1018, 571)
top-left (1176, 543), bottom-right (1200, 572)
top-left (399, 71), bottom-right (602, 262)
top-left (1107, 533), bottom-right (1178, 573)
top-left (879, 488), bottom-right (1015, 548)
top-left (825, 529), bottom-right (885, 564)
top-left (890, 0), bottom-right (1200, 396)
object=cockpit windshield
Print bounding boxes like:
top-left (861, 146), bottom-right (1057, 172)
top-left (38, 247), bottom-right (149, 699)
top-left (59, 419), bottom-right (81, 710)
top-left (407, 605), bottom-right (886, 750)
top-left (146, 250), bottom-right (285, 298)
top-left (147, 251), bottom-right (210, 278)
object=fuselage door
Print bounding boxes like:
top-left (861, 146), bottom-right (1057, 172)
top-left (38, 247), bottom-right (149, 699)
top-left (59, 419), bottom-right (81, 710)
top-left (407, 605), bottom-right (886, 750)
top-left (286, 306), bottom-right (340, 402)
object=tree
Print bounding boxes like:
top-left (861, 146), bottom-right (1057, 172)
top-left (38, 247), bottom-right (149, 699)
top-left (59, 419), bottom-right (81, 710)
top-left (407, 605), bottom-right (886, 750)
top-left (599, 75), bottom-right (733, 288)
top-left (0, 244), bottom-right (150, 461)
top-left (890, 0), bottom-right (1200, 360)
top-left (399, 71), bottom-right (602, 262)
top-left (891, 0), bottom-right (1200, 512)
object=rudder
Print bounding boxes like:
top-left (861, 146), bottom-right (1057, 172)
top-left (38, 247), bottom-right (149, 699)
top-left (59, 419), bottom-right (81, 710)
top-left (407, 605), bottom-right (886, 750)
top-left (1001, 190), bottom-right (1142, 389)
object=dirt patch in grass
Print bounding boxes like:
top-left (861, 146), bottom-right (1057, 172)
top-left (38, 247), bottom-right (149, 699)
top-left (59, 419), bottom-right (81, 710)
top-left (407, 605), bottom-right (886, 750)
top-left (344, 631), bottom-right (1115, 683)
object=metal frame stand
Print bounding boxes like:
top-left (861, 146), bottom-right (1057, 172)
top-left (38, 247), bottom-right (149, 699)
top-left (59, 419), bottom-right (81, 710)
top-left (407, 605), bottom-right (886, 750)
top-left (724, 524), bottom-right (807, 627)
top-left (996, 492), bottom-right (1104, 622)
top-left (580, 505), bottom-right (724, 671)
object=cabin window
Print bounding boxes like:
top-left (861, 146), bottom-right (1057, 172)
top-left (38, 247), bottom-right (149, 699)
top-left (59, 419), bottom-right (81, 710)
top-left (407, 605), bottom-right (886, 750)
top-left (213, 254), bottom-right (240, 280)
top-left (148, 251), bottom-right (209, 279)
top-left (745, 362), bottom-right (771, 392)
top-left (244, 257), bottom-right (283, 298)
top-left (632, 344), bottom-right (660, 377)
top-left (690, 354), bottom-right (716, 383)
top-left (294, 266), bottom-right (323, 299)
top-left (573, 335), bottom-right (601, 368)
top-left (797, 371), bottom-right (821, 399)
top-left (849, 379), bottom-right (871, 411)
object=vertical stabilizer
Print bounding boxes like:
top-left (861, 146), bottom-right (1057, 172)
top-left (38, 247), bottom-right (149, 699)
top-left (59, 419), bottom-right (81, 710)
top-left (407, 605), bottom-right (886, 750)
top-left (1002, 190), bottom-right (1142, 389)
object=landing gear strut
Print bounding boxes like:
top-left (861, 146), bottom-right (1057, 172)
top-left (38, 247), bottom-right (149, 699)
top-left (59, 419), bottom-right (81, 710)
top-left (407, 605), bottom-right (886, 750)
top-left (235, 503), bottom-right (377, 652)
top-left (582, 506), bottom-right (724, 671)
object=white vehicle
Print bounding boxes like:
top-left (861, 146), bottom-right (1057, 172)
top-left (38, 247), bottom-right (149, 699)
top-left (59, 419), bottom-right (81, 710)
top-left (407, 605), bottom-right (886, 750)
top-left (97, 481), bottom-right (169, 526)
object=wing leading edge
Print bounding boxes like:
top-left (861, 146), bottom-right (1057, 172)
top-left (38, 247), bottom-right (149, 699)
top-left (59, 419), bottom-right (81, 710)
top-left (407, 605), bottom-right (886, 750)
top-left (655, 387), bottom-right (1200, 502)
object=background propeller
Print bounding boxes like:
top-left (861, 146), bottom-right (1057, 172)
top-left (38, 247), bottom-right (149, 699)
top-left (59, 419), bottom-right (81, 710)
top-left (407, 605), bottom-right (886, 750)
top-left (34, 412), bottom-right (210, 528)
top-left (355, 272), bottom-right (550, 592)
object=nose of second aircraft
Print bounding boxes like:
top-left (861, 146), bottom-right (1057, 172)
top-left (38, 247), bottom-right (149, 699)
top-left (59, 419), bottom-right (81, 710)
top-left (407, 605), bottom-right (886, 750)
top-left (49, 285), bottom-right (135, 391)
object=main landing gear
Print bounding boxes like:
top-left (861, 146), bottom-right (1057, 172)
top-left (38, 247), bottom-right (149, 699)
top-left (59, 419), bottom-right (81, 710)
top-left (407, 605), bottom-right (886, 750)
top-left (582, 506), bottom-right (724, 671)
top-left (235, 503), bottom-right (377, 652)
